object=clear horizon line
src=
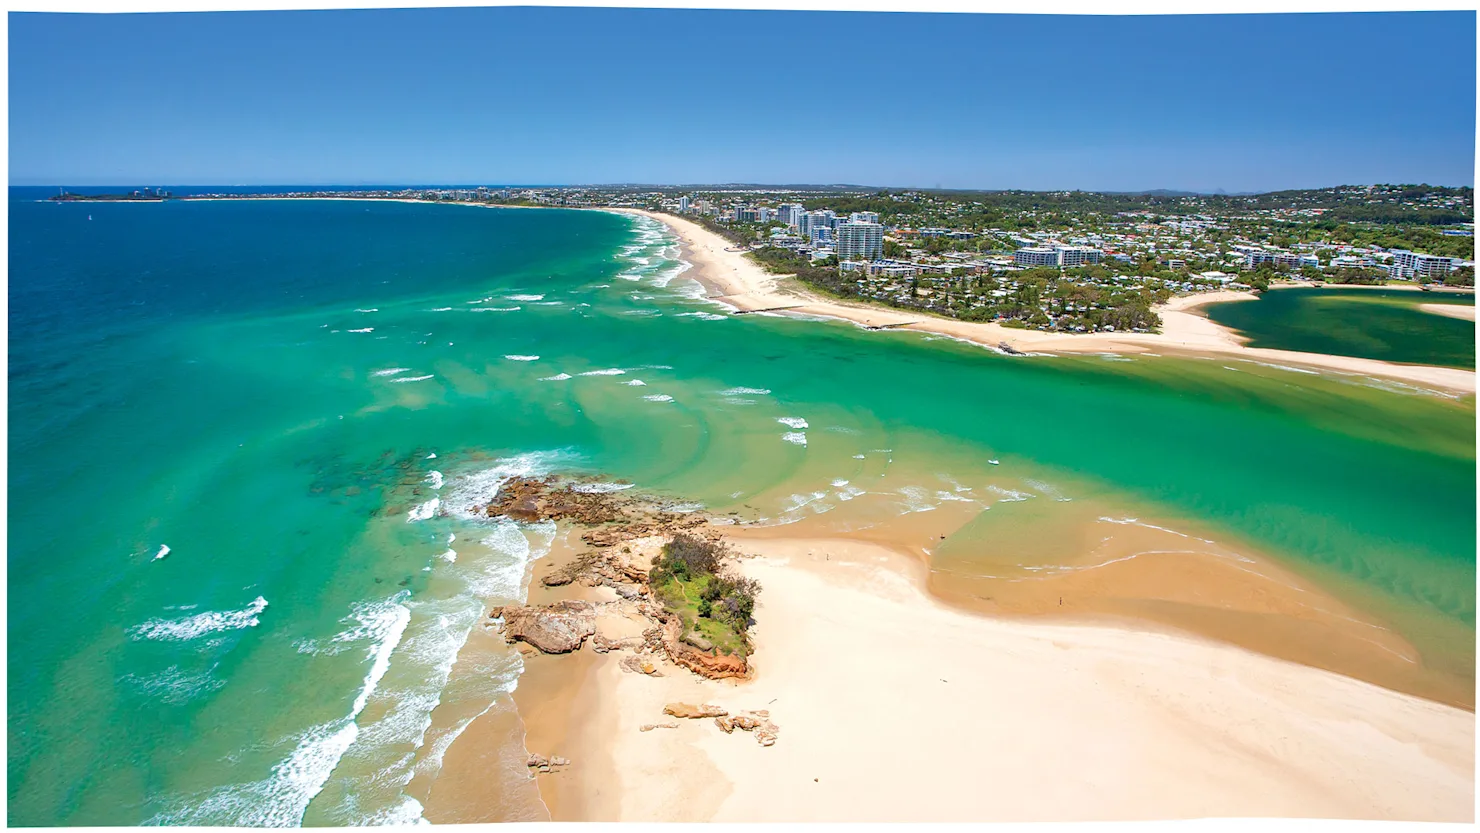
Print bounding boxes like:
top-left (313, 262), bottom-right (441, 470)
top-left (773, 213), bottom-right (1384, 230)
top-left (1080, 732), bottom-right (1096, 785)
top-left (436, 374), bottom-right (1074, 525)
top-left (11, 180), bottom-right (1476, 196)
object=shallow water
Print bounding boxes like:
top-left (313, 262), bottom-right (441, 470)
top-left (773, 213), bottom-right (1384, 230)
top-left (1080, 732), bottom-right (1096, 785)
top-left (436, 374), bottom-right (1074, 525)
top-left (1202, 286), bottom-right (1476, 368)
top-left (8, 194), bottom-right (1475, 825)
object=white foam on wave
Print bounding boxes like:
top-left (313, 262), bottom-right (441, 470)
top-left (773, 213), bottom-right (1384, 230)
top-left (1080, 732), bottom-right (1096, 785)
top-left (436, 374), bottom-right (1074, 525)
top-left (677, 311), bottom-right (728, 321)
top-left (504, 355), bottom-right (540, 362)
top-left (1096, 516), bottom-right (1226, 548)
top-left (1024, 479), bottom-right (1072, 502)
top-left (987, 485), bottom-right (1034, 503)
top-left (781, 432), bottom-right (807, 446)
top-left (934, 490), bottom-right (976, 504)
top-left (896, 486), bottom-right (938, 514)
top-left (428, 307), bottom-right (453, 312)
top-left (776, 417), bottom-right (809, 430)
top-left (153, 544), bottom-right (171, 561)
top-left (441, 450), bottom-right (574, 519)
top-left (774, 490), bottom-right (832, 522)
top-left (721, 386), bottom-right (771, 396)
top-left (152, 595), bottom-right (412, 827)
top-left (355, 308), bottom-right (379, 313)
top-left (506, 294), bottom-right (545, 302)
top-left (538, 373), bottom-right (572, 381)
top-left (623, 379), bottom-right (647, 386)
top-left (123, 664), bottom-right (226, 706)
top-left (391, 375), bottom-right (434, 383)
top-left (360, 797), bottom-right (430, 827)
top-left (1241, 360), bottom-right (1320, 375)
top-left (571, 482), bottom-right (635, 494)
top-left (408, 498), bottom-right (440, 522)
top-left (426, 471), bottom-right (444, 490)
top-left (643, 394), bottom-right (674, 402)
top-left (130, 596), bottom-right (269, 642)
top-left (348, 328), bottom-right (375, 334)
top-left (372, 368), bottom-right (410, 378)
top-left (579, 368), bottom-right (626, 376)
top-left (470, 307), bottom-right (520, 312)
top-left (159, 449), bottom-right (576, 825)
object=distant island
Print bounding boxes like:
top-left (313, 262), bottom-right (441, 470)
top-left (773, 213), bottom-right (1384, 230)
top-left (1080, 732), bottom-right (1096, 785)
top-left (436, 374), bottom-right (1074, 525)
top-left (51, 187), bottom-right (173, 201)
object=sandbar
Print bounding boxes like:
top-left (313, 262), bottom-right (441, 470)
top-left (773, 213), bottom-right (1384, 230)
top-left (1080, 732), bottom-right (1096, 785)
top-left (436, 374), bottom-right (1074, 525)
top-left (527, 535), bottom-right (1474, 822)
top-left (1422, 303), bottom-right (1478, 321)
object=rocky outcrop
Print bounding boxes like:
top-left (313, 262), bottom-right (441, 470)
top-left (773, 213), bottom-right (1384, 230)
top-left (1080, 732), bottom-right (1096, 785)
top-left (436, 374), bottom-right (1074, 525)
top-left (660, 613), bottom-right (749, 680)
top-left (639, 722), bottom-right (679, 732)
top-left (582, 513), bottom-right (713, 548)
top-left (619, 654), bottom-right (662, 676)
top-left (473, 476), bottom-right (756, 680)
top-left (476, 476), bottom-right (629, 525)
top-left (526, 753), bottom-right (571, 774)
top-left (663, 702), bottom-right (729, 719)
top-left (490, 600), bottom-right (597, 654)
top-left (715, 711), bottom-right (778, 746)
top-left (591, 634), bottom-right (643, 654)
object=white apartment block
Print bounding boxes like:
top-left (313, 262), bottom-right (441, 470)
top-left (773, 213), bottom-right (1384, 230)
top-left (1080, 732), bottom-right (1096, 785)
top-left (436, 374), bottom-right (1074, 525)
top-left (837, 222), bottom-right (884, 262)
top-left (1390, 249), bottom-right (1462, 279)
top-left (1014, 245), bottom-right (1103, 267)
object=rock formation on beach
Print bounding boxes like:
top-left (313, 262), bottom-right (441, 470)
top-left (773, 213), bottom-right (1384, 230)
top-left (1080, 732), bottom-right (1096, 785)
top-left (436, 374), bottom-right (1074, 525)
top-left (479, 476), bottom-right (754, 681)
top-left (490, 599), bottom-right (597, 654)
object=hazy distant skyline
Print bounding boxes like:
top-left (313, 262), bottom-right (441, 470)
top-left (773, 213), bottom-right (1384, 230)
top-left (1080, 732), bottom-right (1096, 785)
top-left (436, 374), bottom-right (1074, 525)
top-left (9, 8), bottom-right (1476, 191)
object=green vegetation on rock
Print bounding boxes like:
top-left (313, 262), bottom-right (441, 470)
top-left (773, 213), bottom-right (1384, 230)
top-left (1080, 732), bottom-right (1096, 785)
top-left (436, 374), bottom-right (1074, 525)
top-left (649, 534), bottom-right (760, 657)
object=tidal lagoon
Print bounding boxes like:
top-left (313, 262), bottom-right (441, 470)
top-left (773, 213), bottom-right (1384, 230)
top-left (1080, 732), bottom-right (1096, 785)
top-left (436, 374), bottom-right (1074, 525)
top-left (1203, 285), bottom-right (1476, 368)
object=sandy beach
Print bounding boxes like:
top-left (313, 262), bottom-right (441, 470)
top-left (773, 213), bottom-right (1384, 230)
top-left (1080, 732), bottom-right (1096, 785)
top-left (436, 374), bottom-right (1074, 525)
top-left (518, 535), bottom-right (1474, 822)
top-left (608, 208), bottom-right (1476, 394)
top-left (1423, 303), bottom-right (1478, 321)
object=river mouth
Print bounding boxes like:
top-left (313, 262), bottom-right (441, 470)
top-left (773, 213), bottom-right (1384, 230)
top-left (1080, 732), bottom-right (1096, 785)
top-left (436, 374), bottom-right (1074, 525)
top-left (8, 198), bottom-right (1473, 825)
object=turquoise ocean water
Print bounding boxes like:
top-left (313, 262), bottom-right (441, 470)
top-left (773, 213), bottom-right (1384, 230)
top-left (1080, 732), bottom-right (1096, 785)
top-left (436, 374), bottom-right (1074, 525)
top-left (8, 195), bottom-right (1475, 825)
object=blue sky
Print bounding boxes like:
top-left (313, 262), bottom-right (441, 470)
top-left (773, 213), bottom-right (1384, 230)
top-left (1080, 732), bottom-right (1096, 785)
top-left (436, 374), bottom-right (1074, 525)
top-left (8, 8), bottom-right (1476, 192)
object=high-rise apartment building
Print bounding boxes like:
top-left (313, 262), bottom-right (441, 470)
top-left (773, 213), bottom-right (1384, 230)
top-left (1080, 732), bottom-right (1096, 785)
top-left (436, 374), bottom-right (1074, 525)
top-left (837, 222), bottom-right (884, 262)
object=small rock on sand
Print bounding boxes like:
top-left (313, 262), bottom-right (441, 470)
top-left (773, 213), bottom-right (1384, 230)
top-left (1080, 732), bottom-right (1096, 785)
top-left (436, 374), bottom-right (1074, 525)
top-left (663, 702), bottom-right (727, 719)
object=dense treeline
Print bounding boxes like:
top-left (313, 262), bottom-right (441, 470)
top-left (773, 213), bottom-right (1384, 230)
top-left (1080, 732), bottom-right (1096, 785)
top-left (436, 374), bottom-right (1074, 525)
top-left (1316, 223), bottom-right (1476, 260)
top-left (748, 247), bottom-right (848, 293)
top-left (1320, 205), bottom-right (1472, 226)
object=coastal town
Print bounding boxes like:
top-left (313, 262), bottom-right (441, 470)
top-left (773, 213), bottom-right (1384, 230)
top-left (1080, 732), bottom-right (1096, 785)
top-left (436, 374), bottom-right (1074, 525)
top-left (56, 183), bottom-right (1474, 334)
